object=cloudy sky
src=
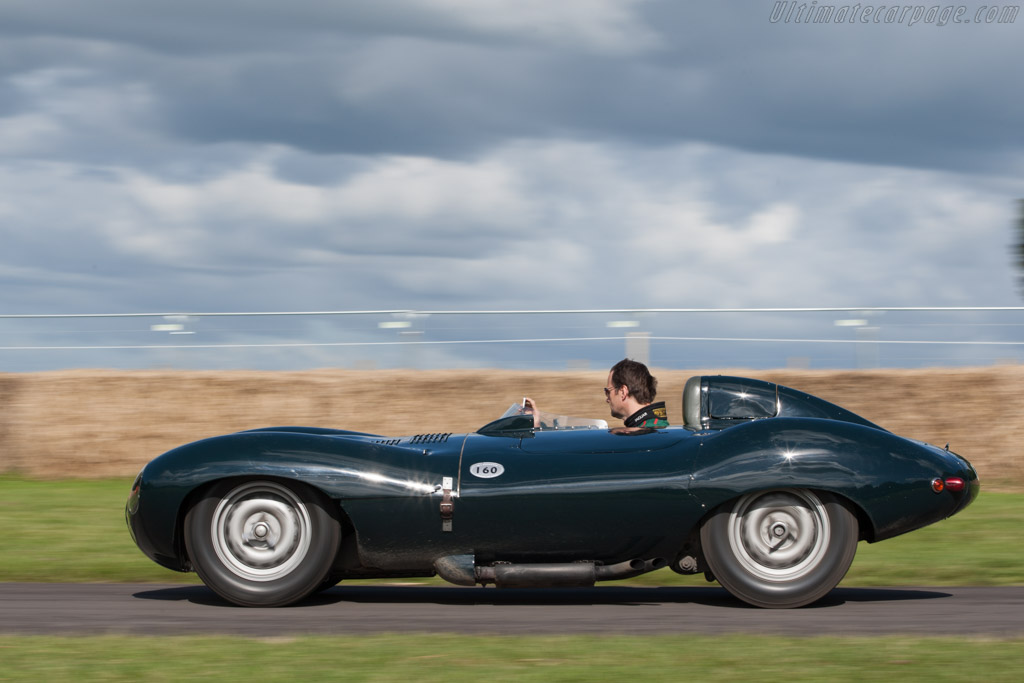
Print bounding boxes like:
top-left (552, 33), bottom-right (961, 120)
top-left (1, 0), bottom-right (1022, 371)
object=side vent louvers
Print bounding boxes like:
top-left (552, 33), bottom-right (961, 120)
top-left (374, 438), bottom-right (401, 446)
top-left (410, 433), bottom-right (452, 444)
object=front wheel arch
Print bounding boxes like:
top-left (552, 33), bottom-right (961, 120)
top-left (183, 477), bottom-right (342, 607)
top-left (699, 488), bottom-right (859, 609)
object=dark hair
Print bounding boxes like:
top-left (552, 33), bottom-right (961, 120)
top-left (609, 358), bottom-right (658, 404)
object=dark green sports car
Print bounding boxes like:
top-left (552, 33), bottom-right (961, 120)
top-left (126, 375), bottom-right (978, 609)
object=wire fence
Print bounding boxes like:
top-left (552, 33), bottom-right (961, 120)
top-left (1, 307), bottom-right (1022, 371)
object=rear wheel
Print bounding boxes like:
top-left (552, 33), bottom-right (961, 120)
top-left (700, 489), bottom-right (857, 608)
top-left (184, 479), bottom-right (341, 607)
top-left (315, 573), bottom-right (344, 594)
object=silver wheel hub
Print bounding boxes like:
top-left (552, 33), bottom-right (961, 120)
top-left (250, 521), bottom-right (271, 541)
top-left (210, 481), bottom-right (312, 582)
top-left (727, 489), bottom-right (830, 582)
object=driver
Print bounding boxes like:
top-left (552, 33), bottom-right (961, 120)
top-left (525, 358), bottom-right (669, 428)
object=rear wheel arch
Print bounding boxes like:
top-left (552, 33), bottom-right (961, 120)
top-left (698, 487), bottom-right (860, 608)
top-left (694, 486), bottom-right (875, 546)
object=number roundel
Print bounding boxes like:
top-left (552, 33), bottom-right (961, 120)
top-left (469, 462), bottom-right (505, 479)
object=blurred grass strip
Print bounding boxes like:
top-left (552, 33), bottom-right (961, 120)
top-left (0, 476), bottom-right (1019, 585)
top-left (1, 634), bottom-right (1023, 681)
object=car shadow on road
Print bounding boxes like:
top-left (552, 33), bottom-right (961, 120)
top-left (132, 584), bottom-right (952, 609)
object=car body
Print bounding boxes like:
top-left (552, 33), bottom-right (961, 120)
top-left (126, 375), bottom-right (979, 608)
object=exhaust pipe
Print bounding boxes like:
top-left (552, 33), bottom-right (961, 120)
top-left (433, 555), bottom-right (668, 588)
top-left (484, 562), bottom-right (596, 588)
top-left (595, 557), bottom-right (668, 581)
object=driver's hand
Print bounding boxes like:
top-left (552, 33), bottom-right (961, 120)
top-left (522, 397), bottom-right (540, 428)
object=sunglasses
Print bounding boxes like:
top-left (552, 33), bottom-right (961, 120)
top-left (604, 386), bottom-right (618, 397)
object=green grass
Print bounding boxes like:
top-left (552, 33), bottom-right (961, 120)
top-left (846, 492), bottom-right (1024, 586)
top-left (0, 476), bottom-right (1020, 586)
top-left (0, 634), bottom-right (1022, 682)
top-left (0, 477), bottom-right (201, 584)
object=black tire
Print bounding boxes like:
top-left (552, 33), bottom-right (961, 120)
top-left (314, 573), bottom-right (344, 594)
top-left (184, 479), bottom-right (341, 607)
top-left (700, 489), bottom-right (857, 609)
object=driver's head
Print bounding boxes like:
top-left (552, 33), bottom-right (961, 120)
top-left (608, 358), bottom-right (658, 405)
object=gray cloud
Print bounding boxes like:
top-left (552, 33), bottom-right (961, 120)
top-left (2, 1), bottom-right (1020, 170)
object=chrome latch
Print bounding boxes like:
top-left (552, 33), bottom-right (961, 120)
top-left (440, 476), bottom-right (454, 532)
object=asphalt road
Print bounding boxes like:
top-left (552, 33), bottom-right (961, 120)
top-left (2, 583), bottom-right (1023, 637)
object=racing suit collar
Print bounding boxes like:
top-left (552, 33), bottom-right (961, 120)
top-left (623, 401), bottom-right (668, 428)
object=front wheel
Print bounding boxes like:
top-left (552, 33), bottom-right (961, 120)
top-left (700, 489), bottom-right (857, 608)
top-left (184, 479), bottom-right (341, 607)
